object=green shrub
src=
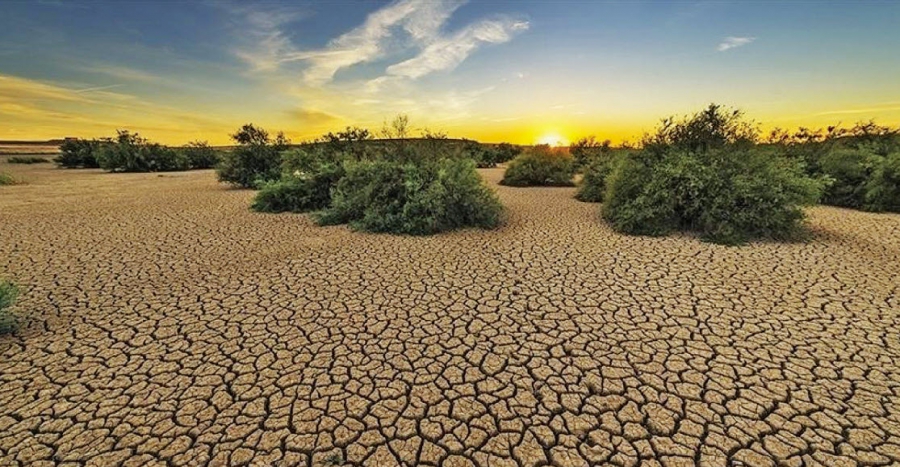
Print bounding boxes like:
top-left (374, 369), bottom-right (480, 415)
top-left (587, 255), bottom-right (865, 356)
top-left (461, 140), bottom-right (501, 168)
top-left (575, 152), bottom-right (623, 202)
top-left (570, 136), bottom-right (611, 168)
top-left (252, 163), bottom-right (345, 213)
top-left (602, 148), bottom-right (824, 245)
top-left (0, 172), bottom-right (15, 186)
top-left (217, 124), bottom-right (289, 188)
top-left (181, 141), bottom-right (220, 169)
top-left (8, 156), bottom-right (50, 164)
top-left (0, 280), bottom-right (19, 335)
top-left (865, 152), bottom-right (900, 212)
top-left (318, 158), bottom-right (502, 235)
top-left (96, 131), bottom-right (189, 172)
top-left (56, 139), bottom-right (101, 168)
top-left (494, 143), bottom-right (522, 164)
top-left (818, 148), bottom-right (874, 208)
top-left (500, 145), bottom-right (575, 186)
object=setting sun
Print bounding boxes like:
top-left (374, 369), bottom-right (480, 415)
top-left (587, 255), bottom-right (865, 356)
top-left (536, 133), bottom-right (569, 147)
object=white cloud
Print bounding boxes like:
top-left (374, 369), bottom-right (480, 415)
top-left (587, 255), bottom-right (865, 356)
top-left (717, 36), bottom-right (755, 52)
top-left (228, 0), bottom-right (527, 86)
top-left (386, 18), bottom-right (528, 79)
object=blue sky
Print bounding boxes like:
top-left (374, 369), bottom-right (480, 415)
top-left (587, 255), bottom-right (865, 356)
top-left (1, 0), bottom-right (898, 144)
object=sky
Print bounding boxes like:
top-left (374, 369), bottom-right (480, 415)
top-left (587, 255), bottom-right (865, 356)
top-left (1, 0), bottom-right (899, 146)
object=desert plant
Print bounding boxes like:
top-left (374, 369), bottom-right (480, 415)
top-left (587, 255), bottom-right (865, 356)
top-left (252, 163), bottom-right (345, 213)
top-left (0, 280), bottom-right (19, 335)
top-left (96, 131), bottom-right (189, 172)
top-left (494, 142), bottom-right (522, 164)
top-left (818, 148), bottom-right (874, 208)
top-left (500, 145), bottom-right (575, 186)
top-left (575, 152), bottom-right (624, 202)
top-left (602, 147), bottom-right (824, 245)
top-left (864, 152), bottom-right (900, 212)
top-left (217, 124), bottom-right (289, 188)
top-left (318, 158), bottom-right (502, 235)
top-left (181, 141), bottom-right (220, 169)
top-left (56, 138), bottom-right (102, 168)
top-left (643, 103), bottom-right (758, 155)
top-left (8, 156), bottom-right (50, 164)
top-left (0, 172), bottom-right (16, 186)
top-left (570, 136), bottom-right (611, 168)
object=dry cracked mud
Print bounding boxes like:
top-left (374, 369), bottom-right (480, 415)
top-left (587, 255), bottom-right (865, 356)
top-left (1, 163), bottom-right (900, 467)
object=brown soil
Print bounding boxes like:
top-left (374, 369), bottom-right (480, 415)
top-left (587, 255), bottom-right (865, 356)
top-left (1, 163), bottom-right (899, 466)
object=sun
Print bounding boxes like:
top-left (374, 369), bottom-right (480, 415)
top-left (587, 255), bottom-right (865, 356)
top-left (536, 133), bottom-right (568, 147)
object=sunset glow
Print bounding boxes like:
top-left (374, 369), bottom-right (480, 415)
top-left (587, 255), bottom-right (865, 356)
top-left (1, 1), bottom-right (898, 145)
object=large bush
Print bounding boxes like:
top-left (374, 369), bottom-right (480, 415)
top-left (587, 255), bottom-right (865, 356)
top-left (602, 105), bottom-right (824, 245)
top-left (0, 280), bottom-right (18, 335)
top-left (317, 158), bottom-right (502, 235)
top-left (217, 124), bottom-right (289, 188)
top-left (97, 130), bottom-right (189, 172)
top-left (500, 145), bottom-right (575, 186)
top-left (56, 139), bottom-right (102, 168)
top-left (865, 152), bottom-right (900, 212)
top-left (603, 147), bottom-right (823, 245)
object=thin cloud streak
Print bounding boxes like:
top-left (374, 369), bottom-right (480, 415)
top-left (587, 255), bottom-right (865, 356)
top-left (717, 36), bottom-right (755, 51)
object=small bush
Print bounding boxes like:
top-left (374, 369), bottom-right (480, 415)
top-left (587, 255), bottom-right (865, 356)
top-left (865, 152), bottom-right (900, 212)
top-left (8, 156), bottom-right (50, 164)
top-left (181, 141), bottom-right (220, 169)
top-left (318, 158), bottom-right (502, 235)
top-left (575, 152), bottom-right (624, 202)
top-left (0, 280), bottom-right (19, 335)
top-left (602, 148), bottom-right (824, 245)
top-left (252, 164), bottom-right (345, 213)
top-left (56, 139), bottom-right (101, 168)
top-left (500, 145), bottom-right (575, 186)
top-left (0, 172), bottom-right (16, 186)
top-left (217, 124), bottom-right (289, 188)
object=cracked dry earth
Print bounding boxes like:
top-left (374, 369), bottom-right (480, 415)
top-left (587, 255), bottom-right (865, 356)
top-left (1, 163), bottom-right (900, 467)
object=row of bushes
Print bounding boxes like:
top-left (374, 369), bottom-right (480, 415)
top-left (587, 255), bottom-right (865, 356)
top-left (7, 156), bottom-right (50, 164)
top-left (216, 123), bottom-right (504, 235)
top-left (56, 133), bottom-right (221, 172)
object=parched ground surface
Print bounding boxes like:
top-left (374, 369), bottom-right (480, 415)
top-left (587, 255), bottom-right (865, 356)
top-left (1, 163), bottom-right (900, 467)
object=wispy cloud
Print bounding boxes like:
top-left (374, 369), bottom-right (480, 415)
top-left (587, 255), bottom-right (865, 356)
top-left (228, 0), bottom-right (527, 86)
top-left (717, 36), bottom-right (755, 52)
top-left (815, 103), bottom-right (900, 117)
top-left (386, 18), bottom-right (528, 79)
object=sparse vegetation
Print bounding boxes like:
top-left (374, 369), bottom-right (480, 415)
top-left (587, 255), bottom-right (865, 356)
top-left (317, 158), bottom-right (503, 235)
top-left (0, 172), bottom-right (16, 186)
top-left (500, 145), bottom-right (575, 186)
top-left (602, 104), bottom-right (825, 245)
top-left (8, 156), bottom-right (50, 164)
top-left (217, 124), bottom-right (290, 188)
top-left (0, 280), bottom-right (19, 335)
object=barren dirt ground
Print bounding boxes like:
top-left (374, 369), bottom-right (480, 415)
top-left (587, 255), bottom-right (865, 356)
top-left (1, 163), bottom-right (900, 467)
